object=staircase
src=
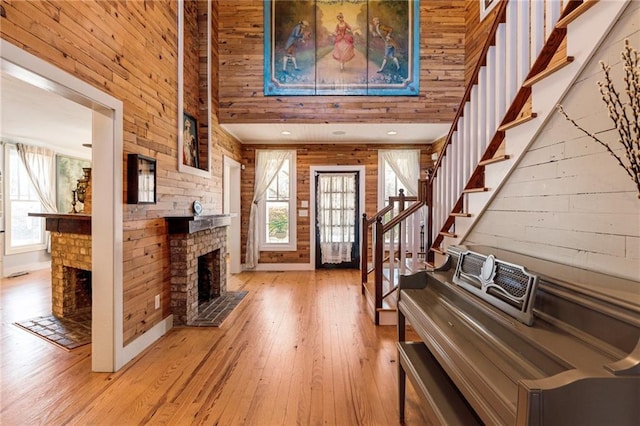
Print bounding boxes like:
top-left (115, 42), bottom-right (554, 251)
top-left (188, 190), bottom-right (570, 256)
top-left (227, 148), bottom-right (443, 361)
top-left (362, 0), bottom-right (631, 325)
top-left (428, 0), bottom-right (630, 262)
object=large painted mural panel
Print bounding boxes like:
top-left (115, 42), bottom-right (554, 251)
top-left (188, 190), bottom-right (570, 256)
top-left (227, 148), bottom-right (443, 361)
top-left (264, 0), bottom-right (420, 96)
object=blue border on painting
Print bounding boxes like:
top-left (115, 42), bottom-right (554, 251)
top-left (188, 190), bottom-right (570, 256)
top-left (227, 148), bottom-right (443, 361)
top-left (263, 0), bottom-right (420, 97)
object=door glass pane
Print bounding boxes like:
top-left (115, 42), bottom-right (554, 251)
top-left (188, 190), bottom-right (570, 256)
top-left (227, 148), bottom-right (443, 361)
top-left (317, 174), bottom-right (356, 244)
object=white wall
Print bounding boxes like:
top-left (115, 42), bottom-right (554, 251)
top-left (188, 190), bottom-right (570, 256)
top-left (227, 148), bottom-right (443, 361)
top-left (465, 2), bottom-right (640, 282)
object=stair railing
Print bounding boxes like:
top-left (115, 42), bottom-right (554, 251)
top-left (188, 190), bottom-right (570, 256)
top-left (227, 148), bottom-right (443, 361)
top-left (362, 180), bottom-right (428, 324)
top-left (427, 0), bottom-right (584, 261)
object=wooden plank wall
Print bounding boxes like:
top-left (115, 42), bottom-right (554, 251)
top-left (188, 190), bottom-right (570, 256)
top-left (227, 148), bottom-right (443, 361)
top-left (241, 143), bottom-right (433, 265)
top-left (0, 1), bottom-right (243, 345)
top-left (218, 0), bottom-right (467, 124)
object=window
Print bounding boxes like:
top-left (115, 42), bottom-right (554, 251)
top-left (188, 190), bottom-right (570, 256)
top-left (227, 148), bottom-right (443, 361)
top-left (383, 159), bottom-right (403, 211)
top-left (259, 151), bottom-right (296, 251)
top-left (5, 145), bottom-right (45, 253)
top-left (378, 149), bottom-right (421, 244)
top-left (378, 149), bottom-right (420, 211)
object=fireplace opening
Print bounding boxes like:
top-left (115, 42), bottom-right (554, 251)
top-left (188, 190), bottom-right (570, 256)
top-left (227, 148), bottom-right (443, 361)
top-left (62, 266), bottom-right (92, 317)
top-left (198, 249), bottom-right (221, 305)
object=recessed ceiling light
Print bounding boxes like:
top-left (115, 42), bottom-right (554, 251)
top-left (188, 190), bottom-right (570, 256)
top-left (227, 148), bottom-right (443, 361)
top-left (281, 130), bottom-right (291, 135)
top-left (332, 130), bottom-right (346, 135)
top-left (387, 130), bottom-right (398, 135)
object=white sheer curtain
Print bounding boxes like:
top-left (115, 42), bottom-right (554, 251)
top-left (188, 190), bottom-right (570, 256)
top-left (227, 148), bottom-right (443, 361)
top-left (245, 150), bottom-right (291, 269)
top-left (16, 144), bottom-right (58, 213)
top-left (317, 173), bottom-right (356, 264)
top-left (379, 149), bottom-right (420, 195)
top-left (16, 143), bottom-right (58, 252)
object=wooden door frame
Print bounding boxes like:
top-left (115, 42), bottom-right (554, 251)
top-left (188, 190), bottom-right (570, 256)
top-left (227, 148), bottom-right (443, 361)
top-left (309, 165), bottom-right (366, 270)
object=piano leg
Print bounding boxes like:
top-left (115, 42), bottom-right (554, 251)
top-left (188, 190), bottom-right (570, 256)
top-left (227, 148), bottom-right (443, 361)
top-left (398, 306), bottom-right (406, 341)
top-left (398, 308), bottom-right (406, 423)
top-left (398, 361), bottom-right (406, 423)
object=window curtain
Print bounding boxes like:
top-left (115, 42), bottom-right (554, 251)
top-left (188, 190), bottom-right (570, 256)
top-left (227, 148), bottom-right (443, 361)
top-left (379, 149), bottom-right (420, 195)
top-left (16, 143), bottom-right (58, 252)
top-left (317, 173), bottom-right (355, 264)
top-left (245, 150), bottom-right (291, 269)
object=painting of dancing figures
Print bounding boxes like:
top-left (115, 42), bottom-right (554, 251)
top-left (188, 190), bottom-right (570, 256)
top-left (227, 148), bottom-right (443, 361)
top-left (264, 0), bottom-right (419, 96)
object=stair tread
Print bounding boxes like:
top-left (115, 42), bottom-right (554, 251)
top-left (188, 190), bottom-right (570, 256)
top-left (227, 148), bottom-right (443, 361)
top-left (555, 0), bottom-right (599, 29)
top-left (498, 113), bottom-right (538, 132)
top-left (478, 154), bottom-right (510, 166)
top-left (462, 187), bottom-right (489, 193)
top-left (523, 56), bottom-right (574, 88)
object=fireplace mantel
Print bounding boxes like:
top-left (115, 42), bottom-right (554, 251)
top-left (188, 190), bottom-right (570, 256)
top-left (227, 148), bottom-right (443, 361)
top-left (28, 212), bottom-right (91, 235)
top-left (165, 214), bottom-right (231, 234)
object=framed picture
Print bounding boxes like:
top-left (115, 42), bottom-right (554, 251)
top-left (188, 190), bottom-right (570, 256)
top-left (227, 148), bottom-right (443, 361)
top-left (56, 155), bottom-right (91, 213)
top-left (264, 0), bottom-right (420, 96)
top-left (182, 112), bottom-right (200, 169)
top-left (127, 154), bottom-right (157, 204)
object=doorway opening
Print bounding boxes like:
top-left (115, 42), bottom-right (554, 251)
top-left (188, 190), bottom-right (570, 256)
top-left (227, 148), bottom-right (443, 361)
top-left (223, 156), bottom-right (242, 273)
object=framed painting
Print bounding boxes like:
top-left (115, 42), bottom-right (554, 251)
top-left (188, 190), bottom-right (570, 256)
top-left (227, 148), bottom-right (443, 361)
top-left (177, 0), bottom-right (211, 177)
top-left (264, 0), bottom-right (420, 96)
top-left (182, 112), bottom-right (200, 169)
top-left (56, 155), bottom-right (91, 214)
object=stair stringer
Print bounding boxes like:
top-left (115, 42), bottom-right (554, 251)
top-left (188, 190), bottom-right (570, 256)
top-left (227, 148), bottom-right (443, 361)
top-left (441, 0), bottom-right (631, 251)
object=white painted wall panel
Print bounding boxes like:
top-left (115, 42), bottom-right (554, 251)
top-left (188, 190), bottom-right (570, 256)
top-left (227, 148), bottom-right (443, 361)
top-left (508, 162), bottom-right (558, 182)
top-left (524, 226), bottom-right (625, 257)
top-left (518, 143), bottom-right (565, 168)
top-left (473, 210), bottom-right (638, 237)
top-left (569, 193), bottom-right (639, 214)
top-left (490, 194), bottom-right (570, 213)
top-left (627, 236), bottom-right (640, 260)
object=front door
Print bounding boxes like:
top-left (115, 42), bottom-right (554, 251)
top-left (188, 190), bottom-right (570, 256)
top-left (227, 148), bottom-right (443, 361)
top-left (315, 171), bottom-right (360, 269)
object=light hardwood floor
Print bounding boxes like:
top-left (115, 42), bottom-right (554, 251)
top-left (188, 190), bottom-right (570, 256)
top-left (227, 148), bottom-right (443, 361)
top-left (1, 268), bottom-right (428, 425)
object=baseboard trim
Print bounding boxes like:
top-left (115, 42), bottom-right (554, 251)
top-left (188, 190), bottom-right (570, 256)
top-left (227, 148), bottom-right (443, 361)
top-left (242, 262), bottom-right (314, 271)
top-left (3, 261), bottom-right (51, 278)
top-left (119, 315), bottom-right (173, 368)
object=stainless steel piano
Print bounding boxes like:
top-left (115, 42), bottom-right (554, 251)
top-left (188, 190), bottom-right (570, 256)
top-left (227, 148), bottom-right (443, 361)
top-left (397, 245), bottom-right (640, 425)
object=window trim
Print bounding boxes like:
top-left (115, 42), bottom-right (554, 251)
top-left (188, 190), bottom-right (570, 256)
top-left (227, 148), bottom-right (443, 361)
top-left (4, 144), bottom-right (46, 255)
top-left (258, 150), bottom-right (297, 251)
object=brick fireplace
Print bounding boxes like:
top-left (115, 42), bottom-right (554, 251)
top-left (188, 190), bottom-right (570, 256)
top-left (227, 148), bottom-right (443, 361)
top-left (29, 213), bottom-right (93, 318)
top-left (166, 215), bottom-right (231, 325)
